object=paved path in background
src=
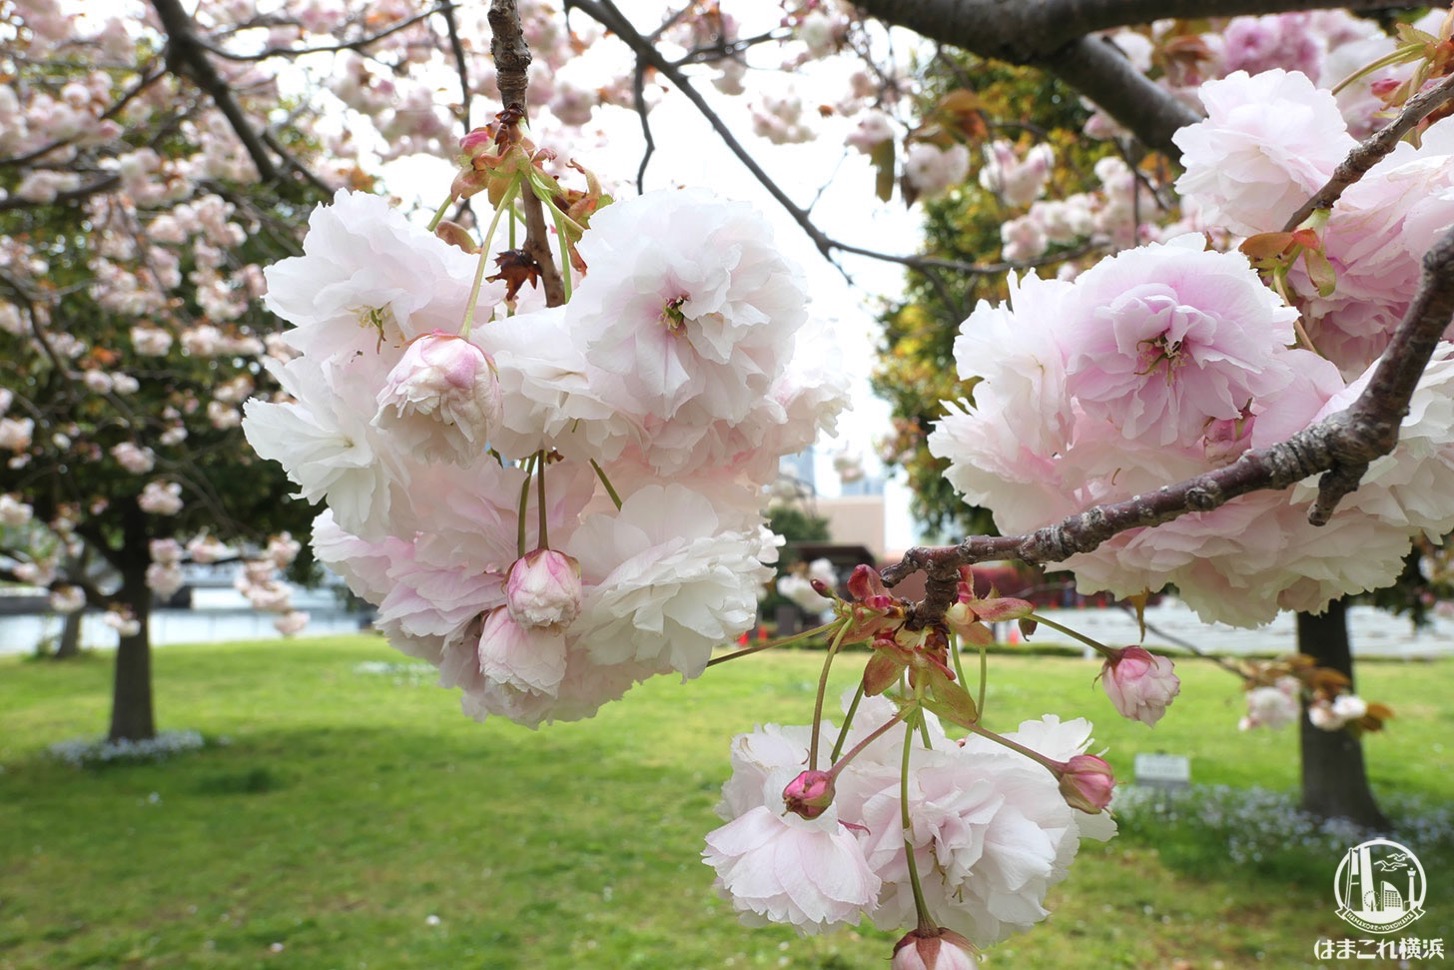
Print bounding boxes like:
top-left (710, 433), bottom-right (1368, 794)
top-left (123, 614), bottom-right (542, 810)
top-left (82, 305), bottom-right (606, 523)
top-left (1028, 601), bottom-right (1454, 659)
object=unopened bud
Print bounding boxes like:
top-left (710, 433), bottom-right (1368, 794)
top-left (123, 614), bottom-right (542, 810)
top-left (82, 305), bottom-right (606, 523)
top-left (782, 769), bottom-right (835, 820)
top-left (891, 927), bottom-right (979, 970)
top-left (1055, 753), bottom-right (1115, 814)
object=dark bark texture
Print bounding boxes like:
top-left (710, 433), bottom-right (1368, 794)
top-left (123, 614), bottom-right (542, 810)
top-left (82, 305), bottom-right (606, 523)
top-left (107, 501), bottom-right (155, 742)
top-left (1296, 600), bottom-right (1389, 828)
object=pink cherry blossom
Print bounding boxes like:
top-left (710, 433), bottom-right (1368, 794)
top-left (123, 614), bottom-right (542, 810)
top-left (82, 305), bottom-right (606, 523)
top-left (1174, 69), bottom-right (1357, 235)
top-left (49, 585), bottom-right (85, 614)
top-left (903, 142), bottom-right (970, 199)
top-left (1060, 236), bottom-right (1300, 447)
top-left (373, 332), bottom-right (504, 465)
top-left (979, 140), bottom-right (1053, 208)
top-left (568, 188), bottom-right (808, 425)
top-left (1308, 693), bottom-right (1368, 731)
top-left (1100, 646), bottom-right (1180, 726)
top-left (703, 804), bottom-right (880, 932)
top-left (892, 929), bottom-right (980, 970)
top-left (263, 190), bottom-right (482, 364)
top-left (1055, 754), bottom-right (1116, 814)
top-left (1240, 678), bottom-right (1302, 731)
top-left (138, 480), bottom-right (183, 515)
top-left (476, 607), bottom-right (568, 698)
top-left (111, 442), bottom-right (155, 473)
top-left (568, 483), bottom-right (772, 679)
top-left (273, 610), bottom-right (310, 636)
top-left (505, 548), bottom-right (582, 629)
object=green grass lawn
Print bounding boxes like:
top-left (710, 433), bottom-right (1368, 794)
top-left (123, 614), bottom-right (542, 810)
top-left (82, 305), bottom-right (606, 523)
top-left (1, 635), bottom-right (1451, 969)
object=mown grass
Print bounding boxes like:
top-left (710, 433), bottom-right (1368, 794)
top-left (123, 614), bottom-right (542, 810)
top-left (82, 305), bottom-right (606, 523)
top-left (1, 635), bottom-right (1450, 969)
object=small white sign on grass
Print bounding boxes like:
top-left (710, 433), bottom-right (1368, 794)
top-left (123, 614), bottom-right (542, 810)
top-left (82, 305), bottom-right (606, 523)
top-left (1133, 752), bottom-right (1191, 790)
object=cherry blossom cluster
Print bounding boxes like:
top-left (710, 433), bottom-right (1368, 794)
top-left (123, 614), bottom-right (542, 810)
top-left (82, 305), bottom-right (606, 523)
top-left (242, 159), bottom-right (849, 725)
top-left (704, 697), bottom-right (1116, 942)
top-left (930, 61), bottom-right (1454, 627)
top-left (1236, 654), bottom-right (1390, 735)
top-left (699, 563), bottom-right (1177, 959)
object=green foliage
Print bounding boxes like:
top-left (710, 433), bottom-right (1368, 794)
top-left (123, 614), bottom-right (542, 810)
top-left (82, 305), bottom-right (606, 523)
top-left (768, 505), bottom-right (831, 546)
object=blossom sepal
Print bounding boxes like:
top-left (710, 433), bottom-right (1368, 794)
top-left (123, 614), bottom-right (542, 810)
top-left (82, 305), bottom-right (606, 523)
top-left (891, 927), bottom-right (980, 970)
top-left (1054, 753), bottom-right (1116, 814)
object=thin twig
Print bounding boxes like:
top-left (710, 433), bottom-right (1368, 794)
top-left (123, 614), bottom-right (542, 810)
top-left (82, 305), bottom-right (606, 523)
top-left (572, 0), bottom-right (1072, 279)
top-left (1282, 72), bottom-right (1454, 231)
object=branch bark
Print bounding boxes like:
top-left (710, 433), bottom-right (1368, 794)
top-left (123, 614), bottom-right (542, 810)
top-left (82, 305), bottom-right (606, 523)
top-left (1283, 71), bottom-right (1454, 231)
top-left (884, 223), bottom-right (1454, 603)
top-left (487, 0), bottom-right (566, 306)
top-left (851, 0), bottom-right (1395, 155)
top-left (149, 0), bottom-right (279, 183)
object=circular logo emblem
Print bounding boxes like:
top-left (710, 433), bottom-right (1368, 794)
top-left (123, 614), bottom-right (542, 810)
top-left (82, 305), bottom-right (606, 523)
top-left (1334, 838), bottom-right (1427, 934)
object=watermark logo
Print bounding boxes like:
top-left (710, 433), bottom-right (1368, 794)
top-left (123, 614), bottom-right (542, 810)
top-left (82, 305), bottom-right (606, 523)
top-left (1334, 838), bottom-right (1427, 934)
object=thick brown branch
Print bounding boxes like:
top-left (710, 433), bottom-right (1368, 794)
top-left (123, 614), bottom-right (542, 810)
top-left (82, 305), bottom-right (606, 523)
top-left (1283, 72), bottom-right (1454, 231)
top-left (1036, 36), bottom-right (1199, 156)
top-left (883, 222), bottom-right (1454, 593)
top-left (852, 0), bottom-right (1398, 67)
top-left (488, 0), bottom-right (533, 113)
top-left (851, 0), bottom-right (1392, 154)
top-left (487, 0), bottom-right (564, 306)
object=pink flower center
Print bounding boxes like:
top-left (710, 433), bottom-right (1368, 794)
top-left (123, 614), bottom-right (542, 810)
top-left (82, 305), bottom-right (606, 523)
top-left (659, 294), bottom-right (689, 333)
top-left (1135, 333), bottom-right (1188, 382)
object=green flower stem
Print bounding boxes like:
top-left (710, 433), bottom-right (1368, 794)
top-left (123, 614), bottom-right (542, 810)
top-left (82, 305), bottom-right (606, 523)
top-left (830, 682), bottom-right (865, 763)
top-left (1026, 612), bottom-right (1116, 658)
top-left (427, 196), bottom-right (452, 232)
top-left (825, 702), bottom-right (910, 782)
top-left (808, 621), bottom-right (852, 770)
top-left (966, 721), bottom-right (1059, 774)
top-left (900, 712), bottom-right (937, 936)
top-left (704, 620), bottom-right (841, 669)
top-left (535, 451), bottom-right (548, 550)
top-left (461, 179), bottom-right (520, 337)
top-left (588, 458), bottom-right (623, 511)
top-left (978, 642), bottom-right (989, 724)
top-left (515, 452), bottom-right (536, 559)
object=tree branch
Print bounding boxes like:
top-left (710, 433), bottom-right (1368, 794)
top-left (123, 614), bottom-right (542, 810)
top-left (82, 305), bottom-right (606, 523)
top-left (1037, 36), bottom-right (1200, 156)
top-left (149, 0), bottom-right (279, 183)
top-left (851, 0), bottom-right (1400, 66)
top-left (1282, 72), bottom-right (1454, 231)
top-left (851, 0), bottom-right (1395, 155)
top-left (572, 0), bottom-right (1048, 278)
top-left (883, 223), bottom-right (1454, 600)
top-left (440, 0), bottom-right (474, 132)
top-left (488, 0), bottom-right (566, 306)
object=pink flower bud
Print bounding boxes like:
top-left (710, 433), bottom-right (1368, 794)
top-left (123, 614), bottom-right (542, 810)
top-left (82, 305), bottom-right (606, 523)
top-left (1055, 754), bottom-right (1115, 814)
top-left (506, 548), bottom-right (582, 629)
top-left (782, 769), bottom-right (835, 820)
top-left (373, 332), bottom-right (503, 465)
top-left (892, 927), bottom-right (980, 970)
top-left (1100, 645), bottom-right (1180, 726)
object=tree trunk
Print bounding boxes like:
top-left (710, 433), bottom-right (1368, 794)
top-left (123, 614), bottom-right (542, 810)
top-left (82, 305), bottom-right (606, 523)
top-left (53, 608), bottom-right (82, 659)
top-left (107, 502), bottom-right (155, 743)
top-left (1296, 599), bottom-right (1388, 829)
